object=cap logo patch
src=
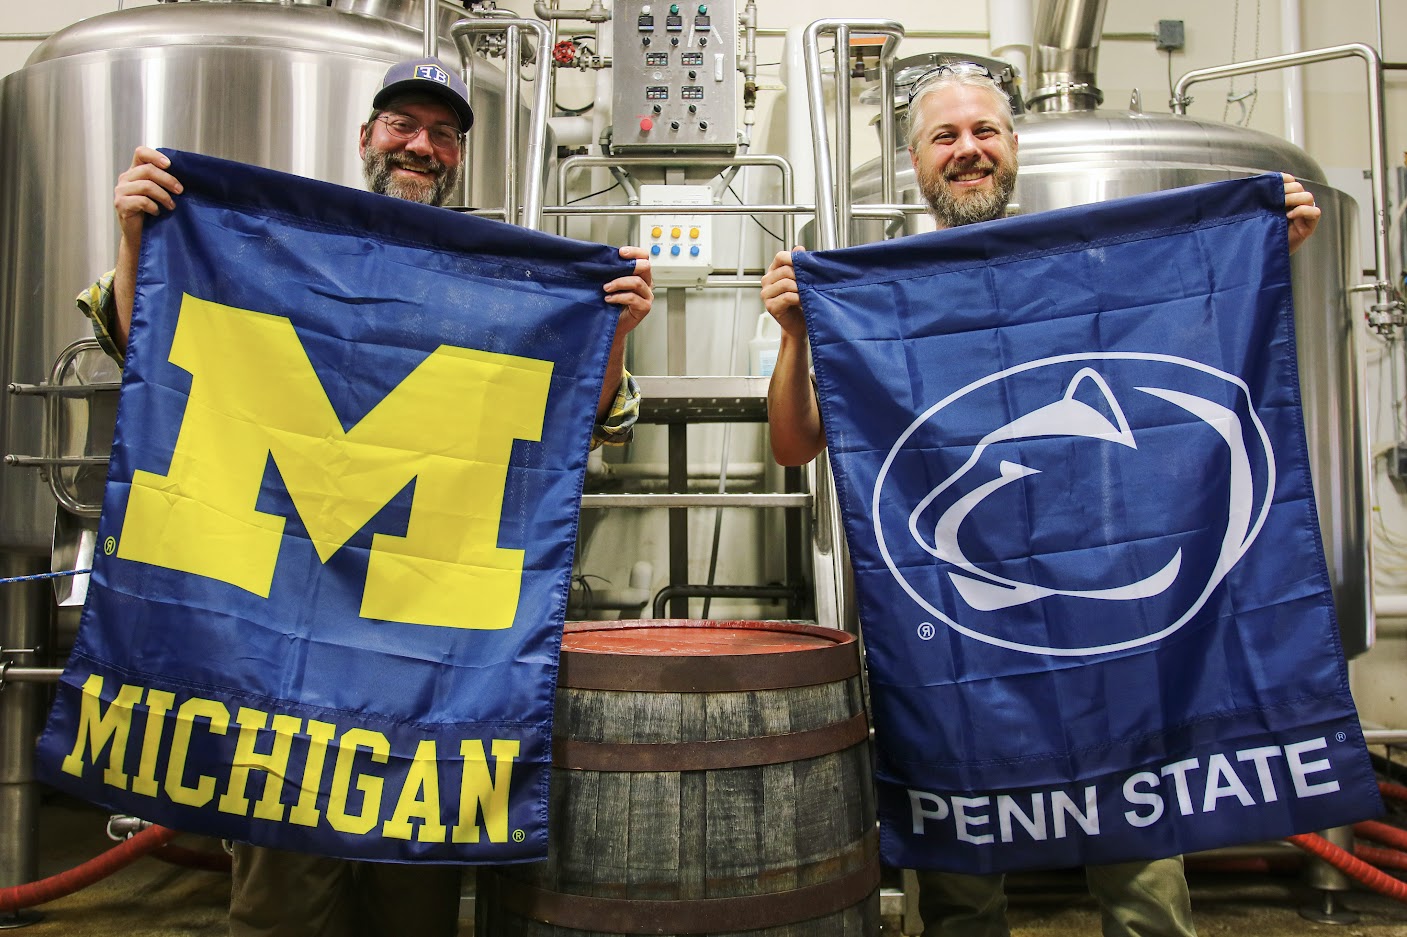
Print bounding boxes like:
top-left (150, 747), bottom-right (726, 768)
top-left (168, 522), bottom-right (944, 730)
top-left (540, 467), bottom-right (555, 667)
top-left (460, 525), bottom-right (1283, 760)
top-left (414, 64), bottom-right (450, 86)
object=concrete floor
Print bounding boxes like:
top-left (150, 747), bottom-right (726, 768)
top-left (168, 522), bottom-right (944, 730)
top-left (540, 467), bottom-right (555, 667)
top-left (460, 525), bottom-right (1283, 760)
top-left (8, 792), bottom-right (1407, 936)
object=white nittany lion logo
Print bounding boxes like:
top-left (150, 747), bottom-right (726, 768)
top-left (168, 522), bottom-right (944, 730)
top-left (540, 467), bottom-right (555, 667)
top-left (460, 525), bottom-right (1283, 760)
top-left (872, 353), bottom-right (1276, 657)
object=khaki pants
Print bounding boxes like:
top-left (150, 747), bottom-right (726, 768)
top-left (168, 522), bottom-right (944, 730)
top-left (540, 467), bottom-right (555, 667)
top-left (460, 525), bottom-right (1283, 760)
top-left (229, 843), bottom-right (463, 937)
top-left (917, 856), bottom-right (1197, 937)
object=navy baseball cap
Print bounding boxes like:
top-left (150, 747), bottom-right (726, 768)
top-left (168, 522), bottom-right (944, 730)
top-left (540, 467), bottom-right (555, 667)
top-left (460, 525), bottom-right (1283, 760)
top-left (373, 57), bottom-right (475, 131)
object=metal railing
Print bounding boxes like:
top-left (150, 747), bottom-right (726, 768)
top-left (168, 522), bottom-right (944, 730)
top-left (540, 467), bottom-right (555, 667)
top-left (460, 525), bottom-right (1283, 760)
top-left (452, 17), bottom-right (555, 230)
top-left (1174, 44), bottom-right (1405, 331)
top-left (5, 339), bottom-right (117, 518)
top-left (802, 19), bottom-right (904, 250)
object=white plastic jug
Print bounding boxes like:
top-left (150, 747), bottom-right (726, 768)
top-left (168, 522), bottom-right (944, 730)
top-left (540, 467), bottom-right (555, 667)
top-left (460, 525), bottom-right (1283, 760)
top-left (748, 312), bottom-right (782, 378)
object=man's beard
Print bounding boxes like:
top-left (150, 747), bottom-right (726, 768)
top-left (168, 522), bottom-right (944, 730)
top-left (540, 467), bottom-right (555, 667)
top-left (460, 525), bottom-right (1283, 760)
top-left (362, 148), bottom-right (460, 206)
top-left (918, 155), bottom-right (1018, 228)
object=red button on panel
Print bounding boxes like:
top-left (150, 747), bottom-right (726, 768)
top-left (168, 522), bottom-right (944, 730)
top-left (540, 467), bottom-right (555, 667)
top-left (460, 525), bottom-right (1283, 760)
top-left (640, 117), bottom-right (654, 132)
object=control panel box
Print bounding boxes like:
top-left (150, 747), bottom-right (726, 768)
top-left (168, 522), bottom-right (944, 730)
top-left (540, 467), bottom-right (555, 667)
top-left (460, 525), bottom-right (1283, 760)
top-left (638, 184), bottom-right (714, 287)
top-left (611, 0), bottom-right (737, 153)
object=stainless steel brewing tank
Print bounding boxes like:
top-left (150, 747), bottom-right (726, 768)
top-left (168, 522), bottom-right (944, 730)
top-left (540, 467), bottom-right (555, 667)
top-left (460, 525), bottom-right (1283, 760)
top-left (0, 2), bottom-right (521, 554)
top-left (850, 110), bottom-right (1372, 656)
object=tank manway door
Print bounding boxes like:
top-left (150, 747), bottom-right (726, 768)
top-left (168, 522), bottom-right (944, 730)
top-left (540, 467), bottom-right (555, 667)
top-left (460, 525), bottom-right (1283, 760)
top-left (611, 0), bottom-right (739, 153)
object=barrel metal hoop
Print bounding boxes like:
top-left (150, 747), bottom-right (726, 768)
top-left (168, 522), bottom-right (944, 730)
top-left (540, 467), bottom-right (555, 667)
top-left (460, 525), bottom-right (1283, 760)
top-left (559, 632), bottom-right (860, 692)
top-left (487, 844), bottom-right (880, 934)
top-left (552, 710), bottom-right (869, 771)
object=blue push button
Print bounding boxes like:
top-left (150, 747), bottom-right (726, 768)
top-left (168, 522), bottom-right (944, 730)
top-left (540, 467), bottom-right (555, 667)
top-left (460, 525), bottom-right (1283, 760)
top-left (690, 245), bottom-right (700, 256)
top-left (670, 244), bottom-right (682, 256)
top-left (650, 244), bottom-right (661, 255)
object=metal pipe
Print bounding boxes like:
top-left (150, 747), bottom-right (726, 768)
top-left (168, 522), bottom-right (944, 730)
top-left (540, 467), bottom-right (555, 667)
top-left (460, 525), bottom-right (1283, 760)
top-left (0, 667), bottom-right (63, 684)
top-left (803, 21), bottom-right (838, 250)
top-left (532, 0), bottom-right (609, 22)
top-left (1279, 0), bottom-right (1305, 147)
top-left (546, 203), bottom-right (827, 215)
top-left (424, 0), bottom-right (437, 59)
top-left (1189, 841), bottom-right (1304, 860)
top-left (452, 18), bottom-right (553, 229)
top-left (802, 20), bottom-right (903, 250)
top-left (1173, 44), bottom-right (1401, 325)
top-left (0, 555), bottom-right (49, 892)
top-left (833, 23), bottom-right (909, 241)
top-left (1027, 0), bottom-right (1109, 112)
top-left (835, 24), bottom-right (852, 250)
top-left (1304, 825), bottom-right (1354, 893)
top-left (740, 0), bottom-right (758, 86)
top-left (1363, 729), bottom-right (1407, 745)
top-left (459, 56), bottom-right (476, 208)
top-left (697, 278), bottom-right (763, 288)
top-left (754, 27), bottom-right (1155, 41)
top-left (651, 584), bottom-right (797, 619)
top-left (581, 493), bottom-right (809, 508)
top-left (879, 46), bottom-right (897, 207)
top-left (1375, 0), bottom-right (1386, 64)
top-left (557, 153), bottom-right (797, 245)
top-left (599, 205), bottom-right (893, 228)
top-left (505, 23), bottom-right (521, 225)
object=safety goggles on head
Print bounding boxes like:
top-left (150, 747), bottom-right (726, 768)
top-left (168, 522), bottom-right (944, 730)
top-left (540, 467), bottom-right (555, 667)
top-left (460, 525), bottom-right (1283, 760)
top-left (906, 62), bottom-right (998, 105)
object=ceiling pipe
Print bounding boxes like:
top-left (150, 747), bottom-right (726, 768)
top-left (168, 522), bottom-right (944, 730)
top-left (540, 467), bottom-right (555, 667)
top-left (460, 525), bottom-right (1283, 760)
top-left (1026, 0), bottom-right (1108, 113)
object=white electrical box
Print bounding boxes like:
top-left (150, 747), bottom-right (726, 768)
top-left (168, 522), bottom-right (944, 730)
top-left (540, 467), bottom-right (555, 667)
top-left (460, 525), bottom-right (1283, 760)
top-left (638, 184), bottom-right (714, 287)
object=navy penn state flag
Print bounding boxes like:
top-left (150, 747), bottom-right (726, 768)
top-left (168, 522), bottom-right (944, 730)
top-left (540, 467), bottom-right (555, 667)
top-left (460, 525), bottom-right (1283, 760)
top-left (36, 150), bottom-right (629, 863)
top-left (795, 173), bottom-right (1382, 873)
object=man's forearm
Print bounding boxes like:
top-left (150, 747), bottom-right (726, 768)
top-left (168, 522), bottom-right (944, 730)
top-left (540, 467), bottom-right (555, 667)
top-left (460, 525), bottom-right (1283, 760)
top-left (766, 330), bottom-right (824, 466)
top-left (111, 235), bottom-right (138, 355)
top-left (597, 328), bottom-right (628, 421)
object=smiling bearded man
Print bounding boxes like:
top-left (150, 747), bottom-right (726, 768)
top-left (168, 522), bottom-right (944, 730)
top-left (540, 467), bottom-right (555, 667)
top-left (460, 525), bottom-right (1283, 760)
top-left (906, 66), bottom-right (1019, 229)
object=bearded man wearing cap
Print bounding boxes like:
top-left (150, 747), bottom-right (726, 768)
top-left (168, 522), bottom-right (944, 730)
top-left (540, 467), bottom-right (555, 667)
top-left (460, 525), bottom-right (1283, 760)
top-left (76, 56), bottom-right (653, 937)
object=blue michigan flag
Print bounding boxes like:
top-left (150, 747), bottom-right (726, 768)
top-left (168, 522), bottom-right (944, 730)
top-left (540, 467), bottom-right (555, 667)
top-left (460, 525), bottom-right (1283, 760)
top-left (795, 173), bottom-right (1382, 873)
top-left (36, 150), bottom-right (630, 863)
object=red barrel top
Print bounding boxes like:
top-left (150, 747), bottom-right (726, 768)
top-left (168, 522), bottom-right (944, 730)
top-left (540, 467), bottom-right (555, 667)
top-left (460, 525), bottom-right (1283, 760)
top-left (563, 619), bottom-right (853, 657)
top-left (558, 621), bottom-right (859, 692)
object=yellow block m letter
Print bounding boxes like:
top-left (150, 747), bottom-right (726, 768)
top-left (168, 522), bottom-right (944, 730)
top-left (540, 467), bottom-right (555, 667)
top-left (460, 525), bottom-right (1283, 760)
top-left (118, 295), bottom-right (553, 630)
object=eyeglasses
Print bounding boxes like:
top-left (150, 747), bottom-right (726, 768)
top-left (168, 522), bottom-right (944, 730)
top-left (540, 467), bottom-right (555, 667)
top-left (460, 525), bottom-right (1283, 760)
top-left (906, 62), bottom-right (998, 105)
top-left (375, 113), bottom-right (464, 150)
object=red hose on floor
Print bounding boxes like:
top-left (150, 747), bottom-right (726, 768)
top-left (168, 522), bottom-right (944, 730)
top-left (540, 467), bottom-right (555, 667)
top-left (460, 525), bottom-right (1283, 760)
top-left (1357, 843), bottom-right (1407, 873)
top-left (1356, 819), bottom-right (1407, 851)
top-left (1289, 833), bottom-right (1407, 901)
top-left (0, 824), bottom-right (180, 912)
top-left (1379, 780), bottom-right (1407, 804)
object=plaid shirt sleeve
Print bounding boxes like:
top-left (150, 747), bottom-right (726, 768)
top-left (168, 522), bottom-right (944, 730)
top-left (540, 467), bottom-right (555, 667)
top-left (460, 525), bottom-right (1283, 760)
top-left (591, 370), bottom-right (640, 449)
top-left (76, 270), bottom-right (125, 365)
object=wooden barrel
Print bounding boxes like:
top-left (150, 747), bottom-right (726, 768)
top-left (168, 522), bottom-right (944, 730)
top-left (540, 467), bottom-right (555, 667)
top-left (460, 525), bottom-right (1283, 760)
top-left (478, 619), bottom-right (879, 936)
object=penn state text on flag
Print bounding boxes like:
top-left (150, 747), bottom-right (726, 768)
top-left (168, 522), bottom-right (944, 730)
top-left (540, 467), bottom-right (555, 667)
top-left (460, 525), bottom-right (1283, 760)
top-left (35, 150), bottom-right (630, 864)
top-left (794, 173), bottom-right (1381, 874)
